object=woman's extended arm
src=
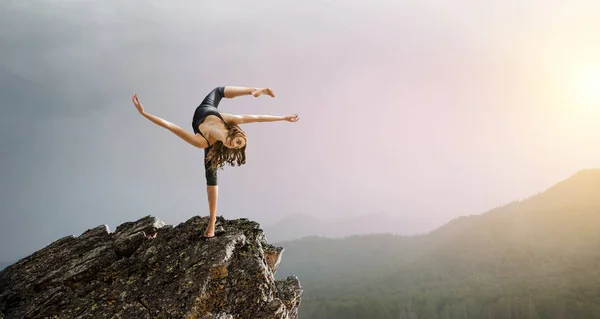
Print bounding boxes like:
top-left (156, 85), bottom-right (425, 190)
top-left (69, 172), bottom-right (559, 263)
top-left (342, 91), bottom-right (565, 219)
top-left (221, 113), bottom-right (300, 125)
top-left (132, 95), bottom-right (208, 149)
top-left (223, 86), bottom-right (275, 99)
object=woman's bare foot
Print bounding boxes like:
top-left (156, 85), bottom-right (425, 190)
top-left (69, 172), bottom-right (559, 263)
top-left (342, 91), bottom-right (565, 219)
top-left (252, 88), bottom-right (275, 98)
top-left (203, 225), bottom-right (215, 238)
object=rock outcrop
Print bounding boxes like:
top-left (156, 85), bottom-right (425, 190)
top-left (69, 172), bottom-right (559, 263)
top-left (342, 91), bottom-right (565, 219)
top-left (0, 215), bottom-right (302, 319)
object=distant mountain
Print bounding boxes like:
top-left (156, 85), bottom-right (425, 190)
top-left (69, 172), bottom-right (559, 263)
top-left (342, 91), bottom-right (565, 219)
top-left (275, 169), bottom-right (600, 319)
top-left (263, 212), bottom-right (416, 243)
top-left (262, 213), bottom-right (324, 243)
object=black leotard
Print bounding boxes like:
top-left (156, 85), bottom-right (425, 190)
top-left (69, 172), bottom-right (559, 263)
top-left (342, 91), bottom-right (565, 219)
top-left (191, 87), bottom-right (226, 186)
top-left (192, 86), bottom-right (226, 143)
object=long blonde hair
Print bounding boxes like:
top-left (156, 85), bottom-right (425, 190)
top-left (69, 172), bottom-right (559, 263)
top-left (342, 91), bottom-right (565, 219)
top-left (205, 122), bottom-right (247, 171)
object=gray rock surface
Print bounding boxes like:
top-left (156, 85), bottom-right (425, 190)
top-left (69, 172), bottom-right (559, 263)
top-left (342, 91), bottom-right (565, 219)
top-left (0, 215), bottom-right (302, 319)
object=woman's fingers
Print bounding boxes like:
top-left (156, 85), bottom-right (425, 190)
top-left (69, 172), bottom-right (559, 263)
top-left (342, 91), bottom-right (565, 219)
top-left (266, 88), bottom-right (275, 97)
top-left (132, 94), bottom-right (144, 113)
top-left (287, 114), bottom-right (299, 122)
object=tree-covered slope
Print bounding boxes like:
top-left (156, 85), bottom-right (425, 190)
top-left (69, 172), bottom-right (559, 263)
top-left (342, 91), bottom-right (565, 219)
top-left (275, 169), bottom-right (600, 319)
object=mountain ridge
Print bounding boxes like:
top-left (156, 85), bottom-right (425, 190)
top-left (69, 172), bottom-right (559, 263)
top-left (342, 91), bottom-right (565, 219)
top-left (273, 168), bottom-right (600, 318)
top-left (266, 169), bottom-right (600, 244)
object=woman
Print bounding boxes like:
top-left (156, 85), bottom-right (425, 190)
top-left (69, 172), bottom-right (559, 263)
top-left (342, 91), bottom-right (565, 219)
top-left (131, 86), bottom-right (299, 238)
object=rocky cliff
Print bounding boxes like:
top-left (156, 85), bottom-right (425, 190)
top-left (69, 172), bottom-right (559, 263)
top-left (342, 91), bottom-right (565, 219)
top-left (0, 215), bottom-right (302, 319)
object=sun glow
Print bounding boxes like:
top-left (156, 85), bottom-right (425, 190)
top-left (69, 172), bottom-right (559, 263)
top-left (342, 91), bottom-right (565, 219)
top-left (572, 64), bottom-right (600, 108)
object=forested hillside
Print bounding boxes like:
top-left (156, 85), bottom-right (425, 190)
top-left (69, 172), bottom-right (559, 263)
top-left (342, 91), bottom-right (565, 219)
top-left (275, 169), bottom-right (600, 319)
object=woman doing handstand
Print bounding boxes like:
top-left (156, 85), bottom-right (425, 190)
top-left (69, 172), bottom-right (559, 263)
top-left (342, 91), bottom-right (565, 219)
top-left (131, 86), bottom-right (299, 237)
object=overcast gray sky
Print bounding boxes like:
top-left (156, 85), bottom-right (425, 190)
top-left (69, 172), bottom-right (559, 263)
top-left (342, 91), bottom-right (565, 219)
top-left (2, 0), bottom-right (600, 262)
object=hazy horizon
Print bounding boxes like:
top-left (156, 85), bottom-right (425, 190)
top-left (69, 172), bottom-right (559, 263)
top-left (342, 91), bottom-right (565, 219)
top-left (2, 0), bottom-right (600, 262)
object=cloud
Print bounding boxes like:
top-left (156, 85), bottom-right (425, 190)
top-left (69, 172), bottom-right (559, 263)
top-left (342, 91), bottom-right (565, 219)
top-left (2, 0), bottom-right (600, 262)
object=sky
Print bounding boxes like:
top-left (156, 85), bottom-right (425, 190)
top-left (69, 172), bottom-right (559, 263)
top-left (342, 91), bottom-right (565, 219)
top-left (1, 0), bottom-right (600, 262)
